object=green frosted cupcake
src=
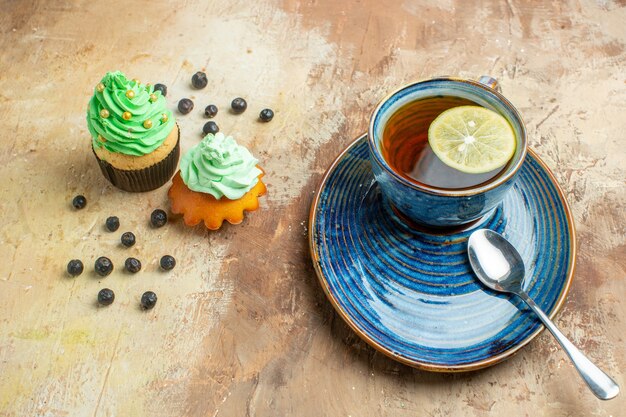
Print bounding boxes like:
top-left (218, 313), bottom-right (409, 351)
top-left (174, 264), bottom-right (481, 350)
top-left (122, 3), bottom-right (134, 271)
top-left (87, 71), bottom-right (179, 192)
top-left (168, 132), bottom-right (267, 230)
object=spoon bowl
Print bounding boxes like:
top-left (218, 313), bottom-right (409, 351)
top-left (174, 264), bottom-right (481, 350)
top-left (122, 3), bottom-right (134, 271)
top-left (467, 229), bottom-right (619, 401)
top-left (467, 229), bottom-right (526, 293)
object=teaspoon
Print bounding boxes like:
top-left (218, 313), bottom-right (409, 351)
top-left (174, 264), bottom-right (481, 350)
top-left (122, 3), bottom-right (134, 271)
top-left (467, 229), bottom-right (619, 400)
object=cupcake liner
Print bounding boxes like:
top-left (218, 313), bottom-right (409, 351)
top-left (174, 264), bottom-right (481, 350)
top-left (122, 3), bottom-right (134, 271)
top-left (93, 129), bottom-right (180, 193)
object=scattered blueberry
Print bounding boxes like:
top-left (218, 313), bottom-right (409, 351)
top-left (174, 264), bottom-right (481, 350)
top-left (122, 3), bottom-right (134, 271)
top-left (97, 288), bottom-right (115, 306)
top-left (121, 232), bottom-right (136, 247)
top-left (160, 255), bottom-right (176, 271)
top-left (153, 83), bottom-right (167, 97)
top-left (259, 108), bottom-right (274, 122)
top-left (191, 71), bottom-right (208, 89)
top-left (141, 291), bottom-right (158, 310)
top-left (125, 257), bottom-right (142, 273)
top-left (178, 98), bottom-right (194, 114)
top-left (204, 104), bottom-right (218, 118)
top-left (203, 121), bottom-right (219, 135)
top-left (105, 216), bottom-right (120, 232)
top-left (150, 209), bottom-right (168, 228)
top-left (94, 256), bottom-right (113, 277)
top-left (72, 195), bottom-right (87, 209)
top-left (231, 97), bottom-right (247, 114)
top-left (67, 259), bottom-right (84, 277)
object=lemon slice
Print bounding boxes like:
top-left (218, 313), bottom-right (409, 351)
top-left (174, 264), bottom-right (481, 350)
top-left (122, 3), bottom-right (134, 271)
top-left (428, 105), bottom-right (516, 174)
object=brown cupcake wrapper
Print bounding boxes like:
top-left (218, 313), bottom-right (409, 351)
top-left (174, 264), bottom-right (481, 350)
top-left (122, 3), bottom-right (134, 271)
top-left (93, 128), bottom-right (180, 193)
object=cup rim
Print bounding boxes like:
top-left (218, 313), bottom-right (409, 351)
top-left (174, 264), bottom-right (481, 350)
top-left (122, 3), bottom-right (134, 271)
top-left (367, 77), bottom-right (528, 197)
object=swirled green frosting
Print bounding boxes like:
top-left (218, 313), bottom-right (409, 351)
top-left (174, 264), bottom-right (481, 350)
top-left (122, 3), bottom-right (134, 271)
top-left (180, 132), bottom-right (262, 200)
top-left (87, 71), bottom-right (175, 156)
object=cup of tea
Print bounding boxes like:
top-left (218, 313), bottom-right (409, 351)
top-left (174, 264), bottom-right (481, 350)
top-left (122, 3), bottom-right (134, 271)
top-left (368, 76), bottom-right (528, 228)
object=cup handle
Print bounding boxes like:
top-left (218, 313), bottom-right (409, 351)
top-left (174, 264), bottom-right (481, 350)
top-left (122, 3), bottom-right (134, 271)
top-left (478, 76), bottom-right (502, 93)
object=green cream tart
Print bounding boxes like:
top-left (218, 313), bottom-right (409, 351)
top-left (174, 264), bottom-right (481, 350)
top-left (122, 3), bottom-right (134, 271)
top-left (180, 133), bottom-right (262, 200)
top-left (87, 71), bottom-right (175, 156)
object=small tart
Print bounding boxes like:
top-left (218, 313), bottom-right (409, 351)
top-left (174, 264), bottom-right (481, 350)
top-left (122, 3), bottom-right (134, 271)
top-left (168, 169), bottom-right (266, 230)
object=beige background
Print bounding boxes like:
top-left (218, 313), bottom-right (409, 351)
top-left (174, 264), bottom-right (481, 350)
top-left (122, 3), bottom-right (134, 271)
top-left (0, 0), bottom-right (625, 416)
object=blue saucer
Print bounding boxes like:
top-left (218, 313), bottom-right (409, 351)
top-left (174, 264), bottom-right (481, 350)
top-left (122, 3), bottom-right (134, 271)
top-left (309, 134), bottom-right (576, 372)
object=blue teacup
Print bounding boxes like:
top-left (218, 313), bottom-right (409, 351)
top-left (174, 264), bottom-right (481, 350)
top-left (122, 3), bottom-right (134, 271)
top-left (368, 76), bottom-right (528, 228)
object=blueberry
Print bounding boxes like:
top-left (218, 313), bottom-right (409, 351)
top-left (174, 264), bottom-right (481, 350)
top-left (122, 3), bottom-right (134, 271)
top-left (153, 83), bottom-right (167, 97)
top-left (191, 71), bottom-right (208, 89)
top-left (141, 291), bottom-right (158, 310)
top-left (178, 98), bottom-right (194, 114)
top-left (105, 216), bottom-right (120, 232)
top-left (121, 232), bottom-right (136, 247)
top-left (204, 104), bottom-right (218, 118)
top-left (125, 257), bottom-right (142, 273)
top-left (259, 108), bottom-right (274, 122)
top-left (160, 255), bottom-right (176, 271)
top-left (202, 121), bottom-right (219, 135)
top-left (231, 97), bottom-right (247, 114)
top-left (67, 259), bottom-right (84, 277)
top-left (97, 288), bottom-right (115, 306)
top-left (94, 256), bottom-right (113, 277)
top-left (72, 195), bottom-right (86, 209)
top-left (150, 209), bottom-right (167, 228)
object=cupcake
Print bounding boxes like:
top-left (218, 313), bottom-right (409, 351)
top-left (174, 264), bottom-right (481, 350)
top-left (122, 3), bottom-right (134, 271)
top-left (87, 71), bottom-right (179, 192)
top-left (168, 132), bottom-right (266, 229)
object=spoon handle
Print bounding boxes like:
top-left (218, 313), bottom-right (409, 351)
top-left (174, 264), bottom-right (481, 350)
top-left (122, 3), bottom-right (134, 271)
top-left (517, 291), bottom-right (619, 400)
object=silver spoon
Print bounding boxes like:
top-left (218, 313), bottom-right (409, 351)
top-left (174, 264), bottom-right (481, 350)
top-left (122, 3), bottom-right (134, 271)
top-left (467, 229), bottom-right (619, 400)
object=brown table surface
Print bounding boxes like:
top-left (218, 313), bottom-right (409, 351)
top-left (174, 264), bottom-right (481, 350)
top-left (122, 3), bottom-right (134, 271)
top-left (1, 0), bottom-right (625, 415)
